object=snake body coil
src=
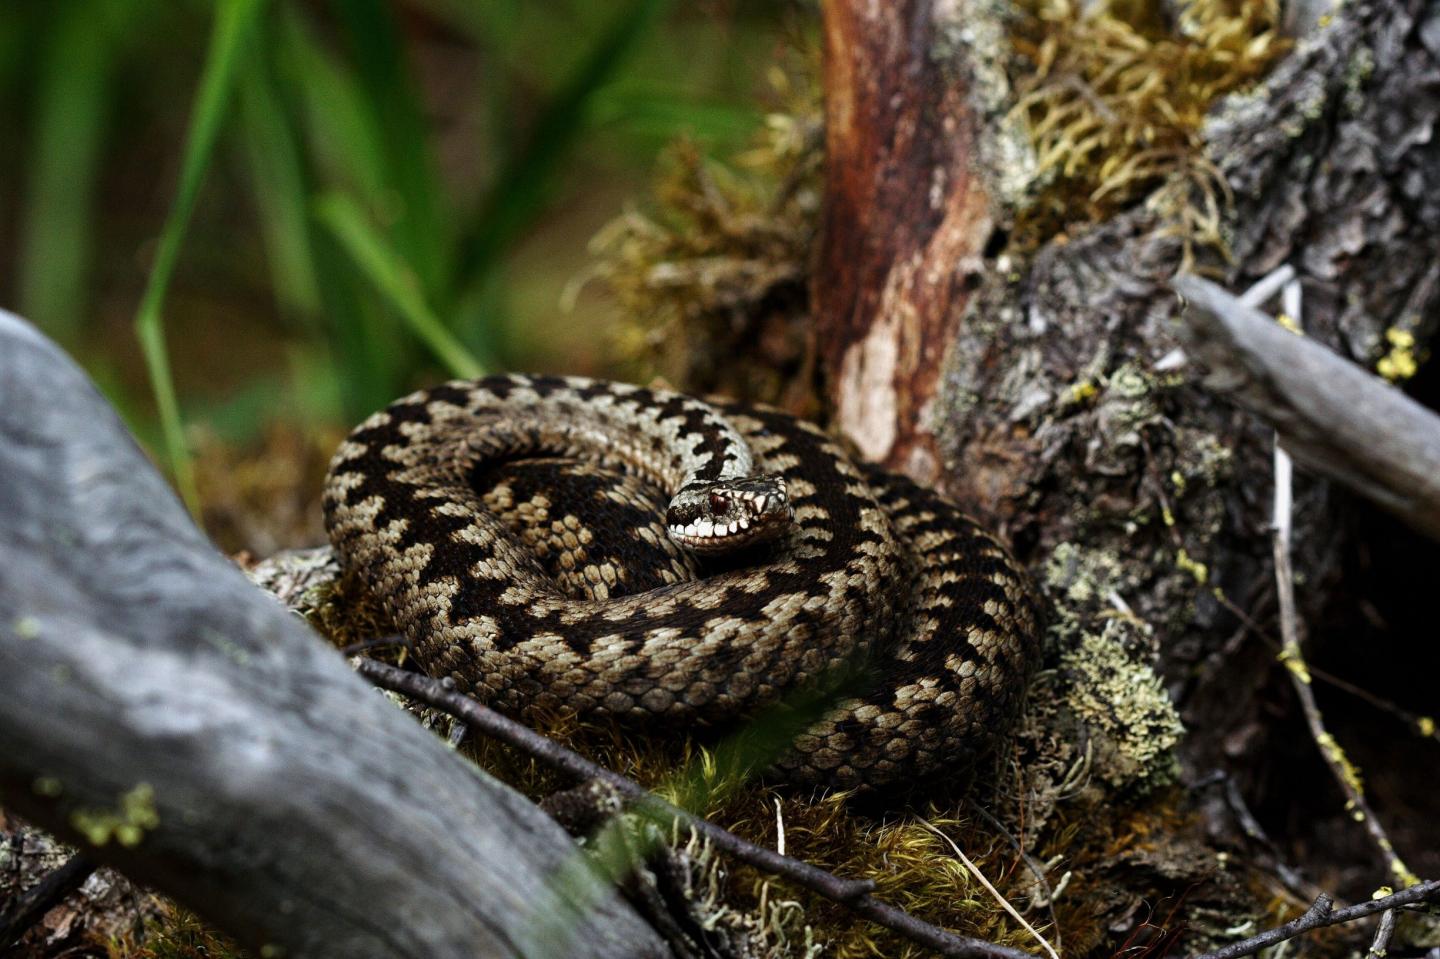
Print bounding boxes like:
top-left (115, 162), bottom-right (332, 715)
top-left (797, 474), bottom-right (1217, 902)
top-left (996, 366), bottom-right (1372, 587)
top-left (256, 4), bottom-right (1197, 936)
top-left (324, 374), bottom-right (1041, 789)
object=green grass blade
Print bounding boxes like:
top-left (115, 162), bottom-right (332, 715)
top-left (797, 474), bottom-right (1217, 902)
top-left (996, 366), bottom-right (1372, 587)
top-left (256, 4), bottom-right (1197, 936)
top-left (238, 32), bottom-right (321, 321)
top-left (17, 0), bottom-right (115, 343)
top-left (276, 6), bottom-right (390, 205)
top-left (316, 192), bottom-right (486, 379)
top-left (269, 5), bottom-right (414, 416)
top-left (132, 0), bottom-right (267, 517)
top-left (330, 0), bottom-right (448, 295)
top-left (449, 0), bottom-right (671, 311)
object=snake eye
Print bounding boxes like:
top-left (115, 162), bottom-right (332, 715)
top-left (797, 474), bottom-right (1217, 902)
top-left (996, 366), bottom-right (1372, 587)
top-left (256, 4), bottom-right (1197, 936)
top-left (708, 491), bottom-right (731, 516)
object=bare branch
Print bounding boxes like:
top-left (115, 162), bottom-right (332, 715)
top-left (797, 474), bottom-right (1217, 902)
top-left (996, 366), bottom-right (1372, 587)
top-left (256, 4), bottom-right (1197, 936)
top-left (1171, 273), bottom-right (1440, 541)
top-left (1191, 879), bottom-right (1440, 959)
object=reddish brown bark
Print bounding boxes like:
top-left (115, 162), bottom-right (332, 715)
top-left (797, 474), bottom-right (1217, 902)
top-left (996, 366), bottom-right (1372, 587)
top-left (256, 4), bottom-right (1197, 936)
top-left (814, 0), bottom-right (994, 485)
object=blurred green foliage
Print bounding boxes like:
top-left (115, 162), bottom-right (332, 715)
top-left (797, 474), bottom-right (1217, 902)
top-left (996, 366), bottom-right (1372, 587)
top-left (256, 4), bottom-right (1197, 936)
top-left (0, 0), bottom-right (785, 507)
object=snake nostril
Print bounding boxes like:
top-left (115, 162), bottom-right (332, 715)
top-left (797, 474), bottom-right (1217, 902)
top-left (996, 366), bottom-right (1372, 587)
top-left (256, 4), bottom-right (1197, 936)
top-left (708, 491), bottom-right (731, 516)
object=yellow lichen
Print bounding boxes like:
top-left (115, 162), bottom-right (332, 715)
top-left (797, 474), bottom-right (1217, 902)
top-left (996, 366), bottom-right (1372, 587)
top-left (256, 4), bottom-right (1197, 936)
top-left (1376, 327), bottom-right (1419, 382)
top-left (1175, 548), bottom-right (1208, 584)
top-left (1314, 732), bottom-right (1364, 798)
top-left (1276, 642), bottom-right (1311, 684)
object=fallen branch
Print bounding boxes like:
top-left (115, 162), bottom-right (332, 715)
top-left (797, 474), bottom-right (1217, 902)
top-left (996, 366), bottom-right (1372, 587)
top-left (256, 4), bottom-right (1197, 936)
top-left (0, 310), bottom-right (667, 959)
top-left (1172, 273), bottom-right (1440, 541)
top-left (1191, 879), bottom-right (1440, 959)
top-left (357, 657), bottom-right (1036, 959)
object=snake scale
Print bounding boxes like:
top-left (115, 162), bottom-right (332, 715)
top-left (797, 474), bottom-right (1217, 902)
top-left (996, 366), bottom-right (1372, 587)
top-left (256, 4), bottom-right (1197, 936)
top-left (323, 374), bottom-right (1042, 790)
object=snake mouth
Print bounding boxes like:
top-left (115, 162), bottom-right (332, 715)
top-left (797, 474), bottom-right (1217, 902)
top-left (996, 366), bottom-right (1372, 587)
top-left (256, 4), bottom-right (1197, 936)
top-left (666, 481), bottom-right (791, 554)
top-left (667, 509), bottom-right (790, 553)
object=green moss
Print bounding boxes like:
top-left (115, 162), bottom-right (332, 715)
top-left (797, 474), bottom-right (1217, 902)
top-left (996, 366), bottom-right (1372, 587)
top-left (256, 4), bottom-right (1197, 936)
top-left (590, 41), bottom-right (822, 405)
top-left (105, 903), bottom-right (246, 959)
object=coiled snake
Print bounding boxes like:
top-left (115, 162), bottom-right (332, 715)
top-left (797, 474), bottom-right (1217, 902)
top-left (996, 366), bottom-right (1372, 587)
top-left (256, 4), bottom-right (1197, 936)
top-left (323, 375), bottom-right (1041, 789)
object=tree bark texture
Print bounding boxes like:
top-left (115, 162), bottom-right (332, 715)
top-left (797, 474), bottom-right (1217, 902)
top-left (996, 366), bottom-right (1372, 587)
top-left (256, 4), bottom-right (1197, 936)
top-left (0, 310), bottom-right (668, 959)
top-left (814, 0), bottom-right (997, 484)
top-left (815, 0), bottom-right (1440, 874)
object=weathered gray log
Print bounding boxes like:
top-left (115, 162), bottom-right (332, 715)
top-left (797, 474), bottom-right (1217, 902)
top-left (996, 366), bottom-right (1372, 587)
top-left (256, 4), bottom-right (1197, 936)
top-left (0, 309), bottom-right (667, 958)
top-left (1174, 274), bottom-right (1440, 542)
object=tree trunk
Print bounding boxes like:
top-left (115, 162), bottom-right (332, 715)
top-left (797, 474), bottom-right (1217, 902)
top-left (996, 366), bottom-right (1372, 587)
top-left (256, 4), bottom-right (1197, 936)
top-left (0, 310), bottom-right (668, 958)
top-left (813, 0), bottom-right (997, 484)
top-left (815, 0), bottom-right (1440, 887)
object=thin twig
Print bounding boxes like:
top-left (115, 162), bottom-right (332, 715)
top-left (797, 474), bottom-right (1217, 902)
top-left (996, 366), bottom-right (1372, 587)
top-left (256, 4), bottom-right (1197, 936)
top-left (1191, 879), bottom-right (1440, 959)
top-left (1211, 773), bottom-right (1313, 901)
top-left (1267, 280), bottom-right (1416, 889)
top-left (356, 657), bottom-right (1035, 959)
top-left (1366, 906), bottom-right (1397, 959)
top-left (1202, 586), bottom-right (1439, 745)
top-left (968, 801), bottom-right (1064, 957)
top-left (338, 633), bottom-right (409, 657)
top-left (0, 853), bottom-right (96, 952)
top-left (919, 820), bottom-right (1060, 959)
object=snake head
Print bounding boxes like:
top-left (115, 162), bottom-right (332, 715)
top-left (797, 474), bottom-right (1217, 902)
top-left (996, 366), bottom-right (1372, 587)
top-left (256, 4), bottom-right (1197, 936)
top-left (666, 477), bottom-right (791, 553)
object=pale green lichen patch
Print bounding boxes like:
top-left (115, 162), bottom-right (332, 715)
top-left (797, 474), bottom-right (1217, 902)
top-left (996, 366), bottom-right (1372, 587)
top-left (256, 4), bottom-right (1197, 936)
top-left (71, 783), bottom-right (160, 848)
top-left (1040, 541), bottom-right (1185, 795)
top-left (1045, 542), bottom-right (1127, 615)
top-left (1060, 624), bottom-right (1185, 791)
top-left (13, 616), bottom-right (41, 639)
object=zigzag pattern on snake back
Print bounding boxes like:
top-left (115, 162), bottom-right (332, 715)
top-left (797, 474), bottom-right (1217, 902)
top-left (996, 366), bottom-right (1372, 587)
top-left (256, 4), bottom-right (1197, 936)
top-left (323, 374), bottom-right (1042, 789)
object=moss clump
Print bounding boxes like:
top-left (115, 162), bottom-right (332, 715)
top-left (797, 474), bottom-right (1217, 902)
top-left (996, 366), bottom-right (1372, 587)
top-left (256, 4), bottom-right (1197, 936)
top-left (1008, 0), bottom-right (1290, 254)
top-left (105, 904), bottom-right (246, 959)
top-left (591, 44), bottom-right (823, 409)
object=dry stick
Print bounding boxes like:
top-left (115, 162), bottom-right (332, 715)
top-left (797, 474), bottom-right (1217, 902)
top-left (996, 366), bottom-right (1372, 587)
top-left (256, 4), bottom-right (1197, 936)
top-left (356, 658), bottom-right (1035, 959)
top-left (0, 853), bottom-right (96, 952)
top-left (1203, 581), bottom-right (1437, 745)
top-left (1213, 774), bottom-right (1313, 901)
top-left (1174, 273), bottom-right (1432, 959)
top-left (1190, 879), bottom-right (1440, 959)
